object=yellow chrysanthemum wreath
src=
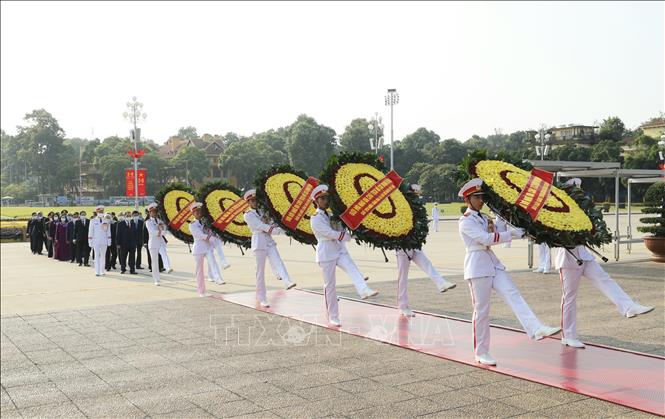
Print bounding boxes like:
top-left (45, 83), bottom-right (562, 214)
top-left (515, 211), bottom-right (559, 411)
top-left (256, 166), bottom-right (317, 245)
top-left (198, 182), bottom-right (251, 248)
top-left (156, 183), bottom-right (196, 243)
top-left (321, 152), bottom-right (428, 251)
top-left (474, 160), bottom-right (592, 232)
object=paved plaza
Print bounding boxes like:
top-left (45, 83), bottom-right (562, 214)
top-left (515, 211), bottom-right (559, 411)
top-left (1, 217), bottom-right (663, 418)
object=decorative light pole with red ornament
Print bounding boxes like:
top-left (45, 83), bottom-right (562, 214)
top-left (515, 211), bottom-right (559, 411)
top-left (123, 97), bottom-right (147, 211)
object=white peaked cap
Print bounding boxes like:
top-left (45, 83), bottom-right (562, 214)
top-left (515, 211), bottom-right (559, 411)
top-left (311, 184), bottom-right (330, 201)
top-left (190, 202), bottom-right (203, 212)
top-left (243, 189), bottom-right (256, 200)
top-left (146, 202), bottom-right (158, 210)
top-left (458, 178), bottom-right (484, 198)
top-left (564, 178), bottom-right (582, 187)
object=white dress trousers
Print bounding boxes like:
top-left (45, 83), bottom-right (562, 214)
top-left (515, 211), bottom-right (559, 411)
top-left (396, 249), bottom-right (447, 309)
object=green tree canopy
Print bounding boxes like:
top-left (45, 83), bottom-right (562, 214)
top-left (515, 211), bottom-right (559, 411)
top-left (172, 146), bottom-right (210, 184)
top-left (176, 126), bottom-right (199, 140)
top-left (340, 118), bottom-right (374, 153)
top-left (286, 114), bottom-right (336, 176)
top-left (599, 116), bottom-right (625, 142)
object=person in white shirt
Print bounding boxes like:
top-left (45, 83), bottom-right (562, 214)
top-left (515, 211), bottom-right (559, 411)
top-left (310, 184), bottom-right (379, 327)
top-left (189, 202), bottom-right (223, 296)
top-left (88, 205), bottom-right (111, 277)
top-left (533, 243), bottom-right (552, 274)
top-left (243, 189), bottom-right (296, 308)
top-left (431, 203), bottom-right (440, 233)
top-left (553, 178), bottom-right (654, 349)
top-left (145, 203), bottom-right (173, 286)
top-left (396, 185), bottom-right (456, 317)
top-left (458, 178), bottom-right (560, 366)
top-left (206, 235), bottom-right (230, 284)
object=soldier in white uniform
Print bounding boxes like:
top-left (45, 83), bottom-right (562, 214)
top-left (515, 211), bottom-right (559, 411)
top-left (206, 235), bottom-right (230, 283)
top-left (554, 178), bottom-right (654, 349)
top-left (431, 203), bottom-right (440, 233)
top-left (533, 243), bottom-right (552, 274)
top-left (88, 205), bottom-right (111, 277)
top-left (145, 203), bottom-right (173, 286)
top-left (396, 185), bottom-right (456, 317)
top-left (243, 189), bottom-right (296, 307)
top-left (458, 178), bottom-right (560, 366)
top-left (189, 202), bottom-right (223, 296)
top-left (310, 185), bottom-right (379, 327)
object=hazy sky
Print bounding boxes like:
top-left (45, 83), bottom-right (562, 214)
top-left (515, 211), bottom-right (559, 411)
top-left (1, 1), bottom-right (663, 145)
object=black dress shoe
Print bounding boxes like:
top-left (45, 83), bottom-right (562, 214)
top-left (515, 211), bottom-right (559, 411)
top-left (78, 263), bottom-right (82, 266)
top-left (121, 270), bottom-right (126, 274)
top-left (136, 266), bottom-right (143, 270)
top-left (84, 263), bottom-right (90, 267)
top-left (130, 271), bottom-right (137, 274)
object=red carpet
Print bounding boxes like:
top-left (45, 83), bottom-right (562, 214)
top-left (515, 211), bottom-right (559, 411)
top-left (212, 289), bottom-right (665, 416)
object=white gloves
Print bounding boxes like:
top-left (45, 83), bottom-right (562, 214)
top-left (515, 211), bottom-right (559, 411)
top-left (341, 232), bottom-right (352, 242)
top-left (510, 228), bottom-right (525, 239)
top-left (107, 239), bottom-right (112, 246)
top-left (271, 226), bottom-right (284, 235)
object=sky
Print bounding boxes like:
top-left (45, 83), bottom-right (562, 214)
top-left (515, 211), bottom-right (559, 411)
top-left (1, 1), bottom-right (663, 145)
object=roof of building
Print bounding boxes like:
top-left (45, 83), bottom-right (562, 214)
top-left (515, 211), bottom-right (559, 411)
top-left (640, 119), bottom-right (665, 129)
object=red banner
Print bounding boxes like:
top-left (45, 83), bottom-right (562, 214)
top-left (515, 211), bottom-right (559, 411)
top-left (125, 169), bottom-right (147, 197)
top-left (281, 177), bottom-right (319, 230)
top-left (515, 168), bottom-right (554, 220)
top-left (169, 199), bottom-right (195, 230)
top-left (340, 170), bottom-right (403, 230)
top-left (213, 198), bottom-right (249, 232)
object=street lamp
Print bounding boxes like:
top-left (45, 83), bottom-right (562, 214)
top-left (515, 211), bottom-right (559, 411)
top-left (123, 96), bottom-right (147, 211)
top-left (534, 127), bottom-right (551, 161)
top-left (367, 112), bottom-right (384, 154)
top-left (384, 88), bottom-right (399, 170)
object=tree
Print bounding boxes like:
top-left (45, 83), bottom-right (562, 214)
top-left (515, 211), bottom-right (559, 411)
top-left (286, 114), bottom-right (336, 176)
top-left (550, 144), bottom-right (591, 161)
top-left (15, 109), bottom-right (68, 194)
top-left (429, 138), bottom-right (468, 165)
top-left (219, 138), bottom-right (288, 189)
top-left (340, 118), bottom-right (374, 153)
top-left (599, 116), bottom-right (625, 142)
top-left (172, 146), bottom-right (210, 184)
top-left (418, 164), bottom-right (458, 203)
top-left (98, 154), bottom-right (131, 196)
top-left (591, 140), bottom-right (622, 163)
top-left (176, 126), bottom-right (199, 140)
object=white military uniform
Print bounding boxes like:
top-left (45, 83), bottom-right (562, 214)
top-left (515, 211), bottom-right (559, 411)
top-left (493, 214), bottom-right (511, 248)
top-left (554, 246), bottom-right (635, 339)
top-left (535, 243), bottom-right (551, 273)
top-left (145, 216), bottom-right (172, 285)
top-left (459, 208), bottom-right (546, 357)
top-left (311, 208), bottom-right (372, 322)
top-left (395, 249), bottom-right (455, 311)
top-left (244, 208), bottom-right (293, 303)
top-left (88, 215), bottom-right (111, 276)
top-left (432, 206), bottom-right (440, 233)
top-left (206, 235), bottom-right (230, 283)
top-left (189, 218), bottom-right (214, 295)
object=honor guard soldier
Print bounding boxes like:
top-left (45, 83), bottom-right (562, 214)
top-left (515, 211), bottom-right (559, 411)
top-left (145, 203), bottom-right (173, 286)
top-left (458, 178), bottom-right (560, 366)
top-left (88, 205), bottom-right (111, 277)
top-left (396, 184), bottom-right (456, 317)
top-left (554, 178), bottom-right (653, 349)
top-left (189, 202), bottom-right (223, 296)
top-left (310, 184), bottom-right (379, 327)
top-left (243, 189), bottom-right (296, 307)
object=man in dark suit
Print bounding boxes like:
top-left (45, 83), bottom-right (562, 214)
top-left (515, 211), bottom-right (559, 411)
top-left (74, 211), bottom-right (91, 266)
top-left (105, 216), bottom-right (118, 271)
top-left (67, 213), bottom-right (77, 262)
top-left (116, 211), bottom-right (138, 274)
top-left (132, 210), bottom-right (144, 269)
top-left (30, 212), bottom-right (45, 255)
top-left (27, 213), bottom-right (36, 254)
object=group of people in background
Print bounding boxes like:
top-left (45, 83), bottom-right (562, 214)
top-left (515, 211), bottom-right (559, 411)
top-left (26, 205), bottom-right (169, 278)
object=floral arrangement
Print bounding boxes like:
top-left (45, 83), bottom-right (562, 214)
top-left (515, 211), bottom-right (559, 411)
top-left (319, 152), bottom-right (428, 251)
top-left (465, 155), bottom-right (612, 248)
top-left (155, 183), bottom-right (196, 243)
top-left (255, 165), bottom-right (318, 245)
top-left (198, 181), bottom-right (252, 248)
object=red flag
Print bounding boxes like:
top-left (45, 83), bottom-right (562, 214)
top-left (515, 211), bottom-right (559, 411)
top-left (340, 170), bottom-right (403, 230)
top-left (515, 168), bottom-right (554, 220)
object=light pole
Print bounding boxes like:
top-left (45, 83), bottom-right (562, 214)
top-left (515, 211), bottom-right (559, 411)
top-left (367, 112), bottom-right (384, 154)
top-left (123, 97), bottom-right (147, 211)
top-left (534, 126), bottom-right (551, 161)
top-left (384, 89), bottom-right (399, 170)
